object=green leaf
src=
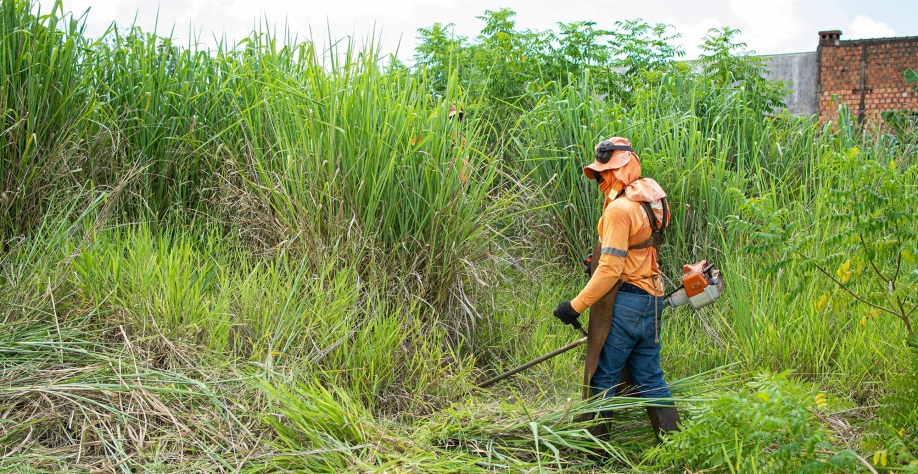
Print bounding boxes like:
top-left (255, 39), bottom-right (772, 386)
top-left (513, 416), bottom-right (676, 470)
top-left (905, 68), bottom-right (918, 85)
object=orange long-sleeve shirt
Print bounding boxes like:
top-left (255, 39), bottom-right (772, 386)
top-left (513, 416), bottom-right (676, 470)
top-left (570, 195), bottom-right (669, 314)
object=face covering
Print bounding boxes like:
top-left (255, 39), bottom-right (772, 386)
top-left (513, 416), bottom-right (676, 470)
top-left (598, 154), bottom-right (642, 193)
top-left (598, 154), bottom-right (642, 208)
top-left (598, 169), bottom-right (624, 197)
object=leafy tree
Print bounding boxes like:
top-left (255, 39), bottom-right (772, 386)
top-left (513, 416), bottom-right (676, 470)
top-left (603, 19), bottom-right (685, 105)
top-left (546, 21), bottom-right (612, 76)
top-left (471, 8), bottom-right (545, 104)
top-left (413, 12), bottom-right (688, 111)
top-left (734, 147), bottom-right (918, 339)
top-left (414, 23), bottom-right (469, 94)
top-left (699, 27), bottom-right (787, 113)
top-left (608, 19), bottom-right (683, 76)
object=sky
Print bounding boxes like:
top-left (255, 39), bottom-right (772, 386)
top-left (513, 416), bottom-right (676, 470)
top-left (35, 0), bottom-right (918, 60)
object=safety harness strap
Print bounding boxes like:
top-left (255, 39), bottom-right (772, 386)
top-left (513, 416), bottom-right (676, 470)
top-left (628, 198), bottom-right (668, 252)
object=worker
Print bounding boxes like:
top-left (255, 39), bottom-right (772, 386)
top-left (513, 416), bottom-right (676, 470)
top-left (553, 137), bottom-right (681, 439)
top-left (410, 103), bottom-right (468, 183)
top-left (447, 103), bottom-right (464, 121)
top-left (448, 104), bottom-right (469, 183)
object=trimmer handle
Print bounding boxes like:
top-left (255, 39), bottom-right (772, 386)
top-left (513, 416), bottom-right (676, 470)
top-left (571, 319), bottom-right (588, 337)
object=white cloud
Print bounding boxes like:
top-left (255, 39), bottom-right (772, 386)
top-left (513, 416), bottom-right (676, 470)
top-left (667, 0), bottom-right (813, 59)
top-left (663, 16), bottom-right (724, 59)
top-left (727, 0), bottom-right (807, 54)
top-left (847, 15), bottom-right (896, 40)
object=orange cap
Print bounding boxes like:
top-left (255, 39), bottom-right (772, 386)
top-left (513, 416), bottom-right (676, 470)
top-left (584, 137), bottom-right (636, 180)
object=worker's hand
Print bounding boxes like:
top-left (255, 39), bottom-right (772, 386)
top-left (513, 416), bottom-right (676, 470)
top-left (583, 253), bottom-right (593, 275)
top-left (553, 301), bottom-right (580, 326)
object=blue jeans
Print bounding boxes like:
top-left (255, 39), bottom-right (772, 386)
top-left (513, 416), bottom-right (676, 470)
top-left (590, 290), bottom-right (672, 400)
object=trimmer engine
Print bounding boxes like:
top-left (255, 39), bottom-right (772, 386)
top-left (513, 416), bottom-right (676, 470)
top-left (664, 260), bottom-right (724, 309)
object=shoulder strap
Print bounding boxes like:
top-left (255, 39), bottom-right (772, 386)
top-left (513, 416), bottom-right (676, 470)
top-left (628, 197), bottom-right (668, 251)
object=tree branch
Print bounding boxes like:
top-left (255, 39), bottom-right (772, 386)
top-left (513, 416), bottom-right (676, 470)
top-left (858, 234), bottom-right (889, 286)
top-left (891, 233), bottom-right (902, 288)
top-left (896, 296), bottom-right (914, 336)
top-left (799, 251), bottom-right (897, 316)
top-left (850, 451), bottom-right (880, 474)
top-left (907, 301), bottom-right (918, 320)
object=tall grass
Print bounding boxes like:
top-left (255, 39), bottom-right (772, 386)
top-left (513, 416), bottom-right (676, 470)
top-left (1, 0), bottom-right (512, 311)
top-left (0, 0), bottom-right (93, 235)
top-left (3, 0), bottom-right (917, 471)
top-left (230, 34), bottom-right (512, 307)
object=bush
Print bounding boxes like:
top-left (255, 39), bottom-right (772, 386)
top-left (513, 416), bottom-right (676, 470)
top-left (864, 346), bottom-right (918, 471)
top-left (655, 371), bottom-right (857, 473)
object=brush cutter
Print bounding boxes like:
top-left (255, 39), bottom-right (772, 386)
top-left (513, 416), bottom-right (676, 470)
top-left (478, 261), bottom-right (723, 388)
top-left (478, 321), bottom-right (588, 388)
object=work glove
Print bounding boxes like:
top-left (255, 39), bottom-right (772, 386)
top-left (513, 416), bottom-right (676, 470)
top-left (553, 301), bottom-right (580, 326)
top-left (583, 253), bottom-right (593, 275)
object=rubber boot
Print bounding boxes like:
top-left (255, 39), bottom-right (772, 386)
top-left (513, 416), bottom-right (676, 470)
top-left (585, 414), bottom-right (613, 462)
top-left (646, 406), bottom-right (681, 442)
top-left (586, 415), bottom-right (611, 441)
top-left (585, 367), bottom-right (634, 443)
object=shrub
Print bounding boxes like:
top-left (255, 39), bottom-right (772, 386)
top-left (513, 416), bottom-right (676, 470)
top-left (864, 346), bottom-right (918, 471)
top-left (735, 146), bottom-right (918, 337)
top-left (655, 371), bottom-right (857, 473)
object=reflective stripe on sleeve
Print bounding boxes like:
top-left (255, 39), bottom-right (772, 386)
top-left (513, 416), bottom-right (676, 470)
top-left (600, 247), bottom-right (627, 258)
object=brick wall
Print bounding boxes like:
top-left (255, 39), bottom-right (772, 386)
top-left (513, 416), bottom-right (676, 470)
top-left (818, 32), bottom-right (918, 124)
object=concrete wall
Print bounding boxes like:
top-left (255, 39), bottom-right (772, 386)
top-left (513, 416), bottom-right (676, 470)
top-left (760, 52), bottom-right (819, 117)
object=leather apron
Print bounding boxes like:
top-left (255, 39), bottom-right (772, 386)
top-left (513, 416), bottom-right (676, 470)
top-left (582, 240), bottom-right (634, 401)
